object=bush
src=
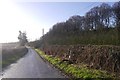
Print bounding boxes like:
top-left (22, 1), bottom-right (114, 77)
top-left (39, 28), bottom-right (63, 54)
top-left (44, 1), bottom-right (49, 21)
top-left (35, 49), bottom-right (115, 79)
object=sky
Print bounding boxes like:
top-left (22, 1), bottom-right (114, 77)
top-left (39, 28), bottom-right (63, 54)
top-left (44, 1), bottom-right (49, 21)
top-left (0, 0), bottom-right (118, 43)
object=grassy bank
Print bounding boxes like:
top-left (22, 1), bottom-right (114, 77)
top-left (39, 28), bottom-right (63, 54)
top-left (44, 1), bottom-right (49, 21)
top-left (35, 49), bottom-right (115, 79)
top-left (2, 46), bottom-right (28, 69)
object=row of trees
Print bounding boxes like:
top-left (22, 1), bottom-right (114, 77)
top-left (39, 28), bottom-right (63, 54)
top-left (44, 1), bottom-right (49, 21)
top-left (49, 2), bottom-right (120, 33)
top-left (36, 2), bottom-right (120, 46)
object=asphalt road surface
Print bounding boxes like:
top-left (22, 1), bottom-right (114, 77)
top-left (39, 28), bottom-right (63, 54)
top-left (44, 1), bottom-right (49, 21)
top-left (1, 48), bottom-right (65, 78)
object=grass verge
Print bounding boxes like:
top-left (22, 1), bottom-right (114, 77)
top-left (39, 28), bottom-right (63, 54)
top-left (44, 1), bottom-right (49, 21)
top-left (2, 46), bottom-right (28, 69)
top-left (35, 49), bottom-right (115, 79)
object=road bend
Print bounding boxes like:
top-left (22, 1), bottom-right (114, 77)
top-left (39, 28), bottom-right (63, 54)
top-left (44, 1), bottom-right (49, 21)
top-left (1, 48), bottom-right (65, 78)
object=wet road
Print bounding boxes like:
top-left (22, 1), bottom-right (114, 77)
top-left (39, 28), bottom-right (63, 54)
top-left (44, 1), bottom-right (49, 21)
top-left (1, 48), bottom-right (65, 78)
top-left (0, 44), bottom-right (2, 78)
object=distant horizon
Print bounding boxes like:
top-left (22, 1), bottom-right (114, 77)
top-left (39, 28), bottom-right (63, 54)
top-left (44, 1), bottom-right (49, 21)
top-left (0, 1), bottom-right (117, 43)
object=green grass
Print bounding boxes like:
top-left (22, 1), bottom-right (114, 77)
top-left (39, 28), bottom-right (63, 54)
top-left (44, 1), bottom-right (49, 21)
top-left (35, 49), bottom-right (115, 79)
top-left (2, 46), bottom-right (28, 69)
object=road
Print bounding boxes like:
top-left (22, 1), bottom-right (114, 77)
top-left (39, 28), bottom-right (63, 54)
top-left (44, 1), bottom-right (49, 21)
top-left (1, 48), bottom-right (65, 78)
top-left (0, 44), bottom-right (2, 78)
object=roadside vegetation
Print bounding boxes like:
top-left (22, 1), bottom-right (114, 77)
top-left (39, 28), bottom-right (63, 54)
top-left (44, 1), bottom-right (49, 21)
top-left (36, 49), bottom-right (116, 79)
top-left (2, 43), bottom-right (28, 69)
top-left (43, 28), bottom-right (119, 45)
top-left (28, 1), bottom-right (120, 79)
top-left (29, 1), bottom-right (120, 47)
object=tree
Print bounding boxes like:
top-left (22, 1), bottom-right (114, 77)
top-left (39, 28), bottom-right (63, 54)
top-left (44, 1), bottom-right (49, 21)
top-left (85, 11), bottom-right (94, 30)
top-left (113, 1), bottom-right (120, 26)
top-left (67, 15), bottom-right (83, 31)
top-left (84, 3), bottom-right (112, 30)
top-left (99, 3), bottom-right (112, 28)
top-left (18, 31), bottom-right (28, 46)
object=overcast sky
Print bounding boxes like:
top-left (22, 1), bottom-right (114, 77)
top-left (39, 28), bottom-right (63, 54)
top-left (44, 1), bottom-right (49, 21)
top-left (0, 0), bottom-right (117, 43)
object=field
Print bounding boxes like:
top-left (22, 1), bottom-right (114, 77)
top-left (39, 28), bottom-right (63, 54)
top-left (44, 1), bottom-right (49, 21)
top-left (1, 42), bottom-right (28, 69)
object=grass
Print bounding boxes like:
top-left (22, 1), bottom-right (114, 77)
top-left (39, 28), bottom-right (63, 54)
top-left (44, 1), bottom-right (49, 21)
top-left (35, 49), bottom-right (115, 79)
top-left (2, 46), bottom-right (28, 69)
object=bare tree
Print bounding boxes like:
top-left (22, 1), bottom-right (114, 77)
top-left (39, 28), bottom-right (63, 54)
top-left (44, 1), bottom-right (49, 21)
top-left (99, 3), bottom-right (112, 28)
top-left (113, 1), bottom-right (120, 26)
top-left (68, 15), bottom-right (83, 30)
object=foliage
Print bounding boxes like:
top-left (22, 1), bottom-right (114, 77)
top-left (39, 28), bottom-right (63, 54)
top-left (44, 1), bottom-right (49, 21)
top-left (113, 1), bottom-right (120, 26)
top-left (40, 27), bottom-right (119, 46)
top-left (30, 2), bottom-right (120, 47)
top-left (18, 31), bottom-right (28, 46)
top-left (35, 49), bottom-right (115, 79)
